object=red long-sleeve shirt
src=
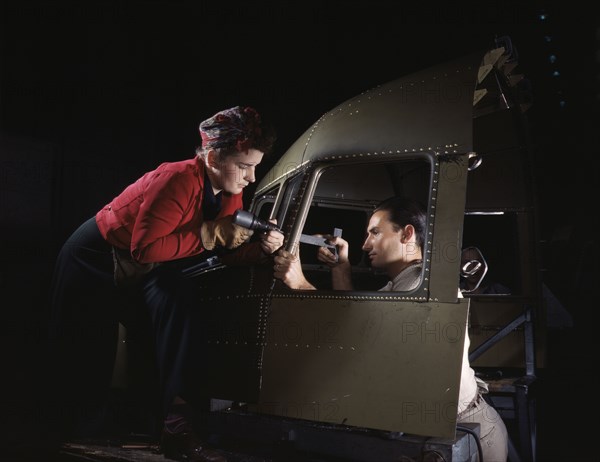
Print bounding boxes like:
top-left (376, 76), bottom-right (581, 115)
top-left (95, 157), bottom-right (243, 263)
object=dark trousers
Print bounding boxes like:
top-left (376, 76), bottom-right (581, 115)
top-left (48, 217), bottom-right (205, 439)
top-left (48, 217), bottom-right (123, 435)
top-left (48, 218), bottom-right (160, 436)
top-left (142, 261), bottom-right (209, 417)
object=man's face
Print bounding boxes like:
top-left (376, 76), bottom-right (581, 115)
top-left (361, 210), bottom-right (406, 270)
top-left (212, 148), bottom-right (264, 195)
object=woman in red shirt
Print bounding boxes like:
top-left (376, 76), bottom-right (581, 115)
top-left (49, 106), bottom-right (283, 462)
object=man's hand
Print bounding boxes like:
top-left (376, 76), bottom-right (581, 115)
top-left (200, 215), bottom-right (254, 250)
top-left (273, 249), bottom-right (315, 290)
top-left (317, 235), bottom-right (353, 290)
top-left (259, 219), bottom-right (284, 254)
top-left (317, 236), bottom-right (350, 268)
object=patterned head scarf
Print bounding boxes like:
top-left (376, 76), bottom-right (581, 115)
top-left (199, 106), bottom-right (263, 152)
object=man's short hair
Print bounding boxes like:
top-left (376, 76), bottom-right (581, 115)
top-left (374, 196), bottom-right (427, 249)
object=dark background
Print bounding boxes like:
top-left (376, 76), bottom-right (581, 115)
top-left (1, 1), bottom-right (598, 461)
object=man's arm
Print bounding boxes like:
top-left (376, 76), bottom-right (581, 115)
top-left (274, 249), bottom-right (316, 290)
top-left (317, 236), bottom-right (353, 290)
top-left (274, 236), bottom-right (354, 291)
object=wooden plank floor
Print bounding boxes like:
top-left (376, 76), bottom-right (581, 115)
top-left (60, 441), bottom-right (166, 461)
top-left (57, 440), bottom-right (297, 462)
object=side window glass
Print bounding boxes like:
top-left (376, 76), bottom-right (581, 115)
top-left (299, 158), bottom-right (432, 293)
top-left (251, 172), bottom-right (306, 236)
top-left (252, 186), bottom-right (279, 222)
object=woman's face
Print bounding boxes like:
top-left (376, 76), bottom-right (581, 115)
top-left (209, 148), bottom-right (264, 195)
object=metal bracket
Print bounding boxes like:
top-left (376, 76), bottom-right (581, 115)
top-left (299, 228), bottom-right (343, 261)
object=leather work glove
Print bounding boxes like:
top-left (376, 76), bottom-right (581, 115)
top-left (200, 215), bottom-right (254, 250)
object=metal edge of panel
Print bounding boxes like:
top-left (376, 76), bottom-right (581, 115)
top-left (256, 50), bottom-right (486, 196)
top-left (428, 153), bottom-right (470, 303)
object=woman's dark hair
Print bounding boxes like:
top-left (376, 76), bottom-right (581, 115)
top-left (374, 196), bottom-right (427, 250)
top-left (196, 106), bottom-right (277, 160)
top-left (250, 117), bottom-right (277, 156)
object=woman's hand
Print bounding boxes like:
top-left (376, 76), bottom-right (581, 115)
top-left (259, 219), bottom-right (284, 254)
